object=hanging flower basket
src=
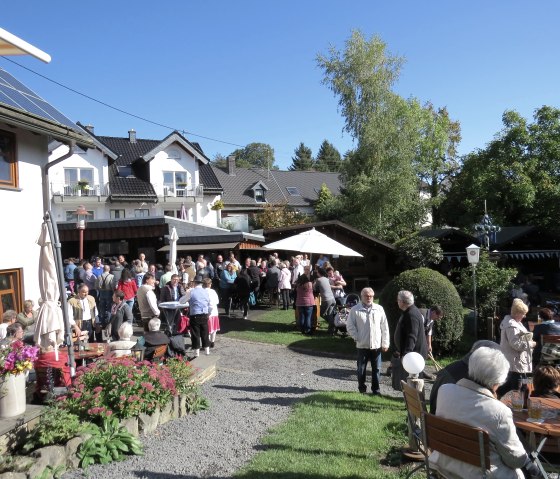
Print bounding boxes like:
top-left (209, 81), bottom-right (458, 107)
top-left (211, 200), bottom-right (224, 211)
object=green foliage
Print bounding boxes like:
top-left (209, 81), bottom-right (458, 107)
top-left (289, 142), bottom-right (314, 171)
top-left (440, 106), bottom-right (560, 231)
top-left (164, 357), bottom-right (195, 395)
top-left (59, 357), bottom-right (176, 420)
top-left (395, 234), bottom-right (443, 269)
top-left (254, 203), bottom-right (309, 230)
top-left (228, 142), bottom-right (277, 169)
top-left (23, 406), bottom-right (88, 453)
top-left (315, 140), bottom-right (343, 172)
top-left (317, 31), bottom-right (431, 241)
top-left (378, 268), bottom-right (464, 353)
top-left (314, 183), bottom-right (343, 220)
top-left (33, 464), bottom-right (66, 479)
top-left (77, 416), bottom-right (143, 469)
top-left (184, 390), bottom-right (210, 414)
top-left (457, 250), bottom-right (518, 322)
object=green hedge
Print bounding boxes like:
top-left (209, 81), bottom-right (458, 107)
top-left (378, 268), bottom-right (464, 354)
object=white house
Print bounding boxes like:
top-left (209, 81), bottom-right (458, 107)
top-left (49, 128), bottom-right (223, 228)
top-left (0, 69), bottom-right (94, 312)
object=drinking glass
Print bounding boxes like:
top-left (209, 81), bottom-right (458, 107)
top-left (511, 391), bottom-right (524, 412)
top-left (528, 398), bottom-right (542, 420)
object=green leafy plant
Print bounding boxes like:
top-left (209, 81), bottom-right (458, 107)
top-left (211, 199), bottom-right (224, 210)
top-left (379, 267), bottom-right (464, 353)
top-left (58, 357), bottom-right (176, 420)
top-left (23, 406), bottom-right (88, 453)
top-left (457, 249), bottom-right (517, 326)
top-left (185, 389), bottom-right (210, 414)
top-left (165, 357), bottom-right (195, 395)
top-left (34, 464), bottom-right (66, 479)
top-left (395, 234), bottom-right (443, 269)
top-left (77, 416), bottom-right (143, 469)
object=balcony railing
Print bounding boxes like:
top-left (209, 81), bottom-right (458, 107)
top-left (51, 182), bottom-right (109, 198)
top-left (162, 185), bottom-right (204, 198)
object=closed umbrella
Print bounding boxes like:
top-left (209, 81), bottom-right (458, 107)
top-left (180, 203), bottom-right (187, 221)
top-left (34, 222), bottom-right (65, 360)
top-left (170, 226), bottom-right (179, 274)
top-left (263, 228), bottom-right (363, 257)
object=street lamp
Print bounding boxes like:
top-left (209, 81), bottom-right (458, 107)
top-left (75, 205), bottom-right (90, 260)
top-left (466, 244), bottom-right (481, 338)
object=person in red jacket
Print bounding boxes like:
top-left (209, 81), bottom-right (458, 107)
top-left (116, 268), bottom-right (138, 309)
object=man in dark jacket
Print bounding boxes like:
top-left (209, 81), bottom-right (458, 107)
top-left (108, 290), bottom-right (133, 341)
top-left (394, 290), bottom-right (428, 360)
top-left (159, 274), bottom-right (186, 303)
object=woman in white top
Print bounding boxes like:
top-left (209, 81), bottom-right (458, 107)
top-left (203, 278), bottom-right (220, 351)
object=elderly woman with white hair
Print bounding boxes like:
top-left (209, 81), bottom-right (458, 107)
top-left (497, 298), bottom-right (537, 398)
top-left (430, 347), bottom-right (541, 479)
top-left (106, 322), bottom-right (136, 358)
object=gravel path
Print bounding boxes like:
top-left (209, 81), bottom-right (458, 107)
top-left (62, 331), bottom-right (418, 479)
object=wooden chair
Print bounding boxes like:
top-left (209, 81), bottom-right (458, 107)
top-left (423, 412), bottom-right (490, 478)
top-left (151, 344), bottom-right (168, 364)
top-left (401, 380), bottom-right (429, 478)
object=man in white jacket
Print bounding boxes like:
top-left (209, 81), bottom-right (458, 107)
top-left (347, 287), bottom-right (390, 395)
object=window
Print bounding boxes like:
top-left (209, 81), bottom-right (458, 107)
top-left (167, 149), bottom-right (181, 160)
top-left (164, 210), bottom-right (182, 218)
top-left (0, 129), bottom-right (18, 188)
top-left (65, 210), bottom-right (94, 222)
top-left (0, 269), bottom-right (23, 316)
top-left (117, 165), bottom-right (133, 177)
top-left (110, 209), bottom-right (125, 219)
top-left (255, 188), bottom-right (266, 203)
top-left (163, 171), bottom-right (188, 193)
top-left (286, 187), bottom-right (301, 196)
top-left (134, 209), bottom-right (149, 218)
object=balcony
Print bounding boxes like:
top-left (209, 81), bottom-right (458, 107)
top-left (161, 184), bottom-right (204, 202)
top-left (51, 182), bottom-right (109, 203)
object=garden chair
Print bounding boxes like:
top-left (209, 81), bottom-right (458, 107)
top-left (423, 412), bottom-right (490, 479)
top-left (401, 380), bottom-right (429, 478)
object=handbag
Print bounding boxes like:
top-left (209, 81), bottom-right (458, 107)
top-left (176, 314), bottom-right (189, 334)
top-left (249, 291), bottom-right (256, 306)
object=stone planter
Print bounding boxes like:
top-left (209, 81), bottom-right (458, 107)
top-left (179, 394), bottom-right (188, 418)
top-left (138, 408), bottom-right (160, 435)
top-left (170, 395), bottom-right (179, 419)
top-left (120, 417), bottom-right (139, 437)
top-left (0, 373), bottom-right (26, 418)
top-left (158, 401), bottom-right (173, 426)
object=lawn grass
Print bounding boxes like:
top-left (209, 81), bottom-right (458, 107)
top-left (220, 308), bottom-right (358, 356)
top-left (235, 391), bottom-right (416, 479)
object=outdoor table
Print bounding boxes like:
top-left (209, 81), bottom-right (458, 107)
top-left (506, 397), bottom-right (560, 477)
top-left (159, 301), bottom-right (187, 334)
top-left (74, 343), bottom-right (107, 366)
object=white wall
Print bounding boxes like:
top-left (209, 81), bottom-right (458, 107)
top-left (0, 127), bottom-right (48, 305)
top-left (149, 148), bottom-right (197, 194)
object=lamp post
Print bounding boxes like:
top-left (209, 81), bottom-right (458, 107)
top-left (75, 205), bottom-right (90, 260)
top-left (466, 244), bottom-right (481, 338)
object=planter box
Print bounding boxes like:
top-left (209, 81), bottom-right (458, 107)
top-left (138, 408), bottom-right (160, 435)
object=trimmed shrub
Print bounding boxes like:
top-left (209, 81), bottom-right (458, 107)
top-left (378, 268), bottom-right (463, 353)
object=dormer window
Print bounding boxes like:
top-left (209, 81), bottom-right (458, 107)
top-left (117, 165), bottom-right (133, 177)
top-left (251, 181), bottom-right (268, 203)
top-left (255, 188), bottom-right (266, 203)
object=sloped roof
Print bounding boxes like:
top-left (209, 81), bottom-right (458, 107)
top-left (212, 166), bottom-right (341, 207)
top-left (96, 135), bottom-right (160, 166)
top-left (199, 163), bottom-right (222, 191)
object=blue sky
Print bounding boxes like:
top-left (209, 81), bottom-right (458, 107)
top-left (3, 1), bottom-right (560, 170)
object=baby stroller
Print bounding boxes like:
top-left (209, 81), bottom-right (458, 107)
top-left (333, 293), bottom-right (360, 336)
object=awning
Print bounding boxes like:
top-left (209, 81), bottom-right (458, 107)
top-left (158, 242), bottom-right (238, 252)
top-left (0, 28), bottom-right (51, 63)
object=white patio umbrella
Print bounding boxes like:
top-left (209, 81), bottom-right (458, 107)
top-left (170, 226), bottom-right (179, 274)
top-left (34, 222), bottom-right (65, 360)
top-left (263, 228), bottom-right (363, 257)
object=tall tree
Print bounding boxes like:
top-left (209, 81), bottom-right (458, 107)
top-left (289, 142), bottom-right (314, 171)
top-left (228, 142), bottom-right (277, 169)
top-left (315, 140), bottom-right (342, 172)
top-left (440, 106), bottom-right (560, 231)
top-left (414, 103), bottom-right (461, 227)
top-left (317, 30), bottom-right (428, 241)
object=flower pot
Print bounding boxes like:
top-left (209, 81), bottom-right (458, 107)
top-left (0, 373), bottom-right (26, 418)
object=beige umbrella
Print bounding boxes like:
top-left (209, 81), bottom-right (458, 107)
top-left (34, 222), bottom-right (65, 360)
top-left (170, 226), bottom-right (179, 274)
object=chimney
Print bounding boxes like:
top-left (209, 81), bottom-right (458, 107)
top-left (84, 124), bottom-right (94, 134)
top-left (128, 129), bottom-right (136, 144)
top-left (227, 155), bottom-right (236, 176)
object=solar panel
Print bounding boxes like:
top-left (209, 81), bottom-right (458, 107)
top-left (0, 68), bottom-right (79, 131)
